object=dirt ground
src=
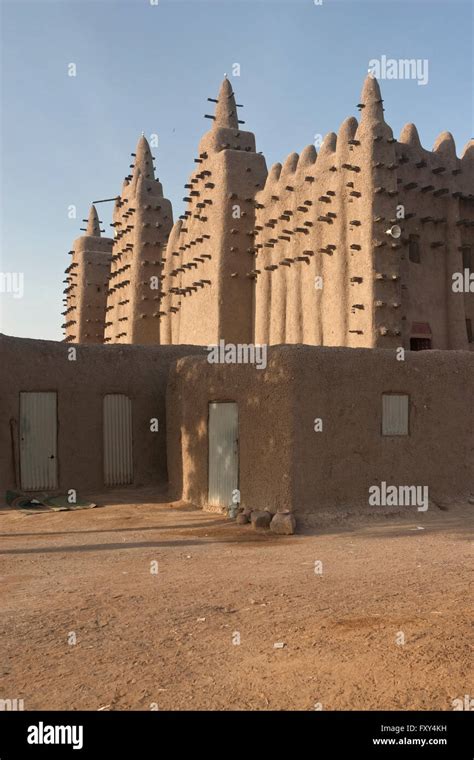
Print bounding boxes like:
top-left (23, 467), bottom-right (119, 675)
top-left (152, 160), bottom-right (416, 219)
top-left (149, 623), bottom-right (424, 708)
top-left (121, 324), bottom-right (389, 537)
top-left (0, 491), bottom-right (471, 711)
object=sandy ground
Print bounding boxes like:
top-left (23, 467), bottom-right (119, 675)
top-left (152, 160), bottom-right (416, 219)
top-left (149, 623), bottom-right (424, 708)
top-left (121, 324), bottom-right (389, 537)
top-left (0, 491), bottom-right (471, 711)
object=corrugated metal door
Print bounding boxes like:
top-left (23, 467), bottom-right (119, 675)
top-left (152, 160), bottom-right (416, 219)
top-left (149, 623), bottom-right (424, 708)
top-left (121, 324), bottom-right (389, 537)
top-left (19, 392), bottom-right (58, 490)
top-left (382, 394), bottom-right (409, 435)
top-left (103, 394), bottom-right (133, 486)
top-left (208, 402), bottom-right (239, 508)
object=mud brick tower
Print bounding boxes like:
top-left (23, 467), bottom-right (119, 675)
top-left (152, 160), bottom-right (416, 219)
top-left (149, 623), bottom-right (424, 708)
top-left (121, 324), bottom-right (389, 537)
top-left (62, 205), bottom-right (112, 344)
top-left (103, 135), bottom-right (173, 344)
top-left (160, 77), bottom-right (267, 345)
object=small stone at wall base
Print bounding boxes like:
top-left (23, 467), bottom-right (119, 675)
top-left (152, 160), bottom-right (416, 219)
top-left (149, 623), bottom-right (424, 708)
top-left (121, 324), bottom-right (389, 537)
top-left (250, 511), bottom-right (272, 529)
top-left (468, 497), bottom-right (474, 505)
top-left (236, 513), bottom-right (250, 525)
top-left (270, 512), bottom-right (296, 535)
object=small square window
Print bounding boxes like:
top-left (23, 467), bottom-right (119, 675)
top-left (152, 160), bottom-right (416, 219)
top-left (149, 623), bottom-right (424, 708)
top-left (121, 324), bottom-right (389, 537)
top-left (382, 393), bottom-right (409, 436)
top-left (410, 337), bottom-right (431, 351)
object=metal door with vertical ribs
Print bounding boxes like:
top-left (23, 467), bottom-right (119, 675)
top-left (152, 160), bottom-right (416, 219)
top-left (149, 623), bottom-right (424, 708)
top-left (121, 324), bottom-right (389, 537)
top-left (19, 392), bottom-right (58, 490)
top-left (208, 402), bottom-right (239, 508)
top-left (103, 394), bottom-right (133, 486)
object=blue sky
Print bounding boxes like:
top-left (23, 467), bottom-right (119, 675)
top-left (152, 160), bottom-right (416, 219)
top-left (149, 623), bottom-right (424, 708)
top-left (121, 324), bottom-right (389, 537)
top-left (1, 0), bottom-right (472, 340)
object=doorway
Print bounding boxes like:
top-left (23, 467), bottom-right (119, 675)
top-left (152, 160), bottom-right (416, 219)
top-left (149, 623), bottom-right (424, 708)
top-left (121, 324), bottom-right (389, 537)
top-left (19, 391), bottom-right (58, 490)
top-left (208, 402), bottom-right (239, 509)
top-left (103, 394), bottom-right (133, 486)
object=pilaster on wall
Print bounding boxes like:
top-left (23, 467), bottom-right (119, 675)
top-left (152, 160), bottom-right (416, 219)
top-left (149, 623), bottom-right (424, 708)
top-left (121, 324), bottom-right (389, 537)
top-left (254, 161), bottom-right (282, 345)
top-left (104, 136), bottom-right (173, 345)
top-left (284, 148), bottom-right (313, 344)
top-left (434, 132), bottom-right (468, 349)
top-left (460, 140), bottom-right (474, 347)
top-left (63, 205), bottom-right (112, 344)
top-left (354, 75), bottom-right (400, 349)
top-left (160, 219), bottom-right (183, 345)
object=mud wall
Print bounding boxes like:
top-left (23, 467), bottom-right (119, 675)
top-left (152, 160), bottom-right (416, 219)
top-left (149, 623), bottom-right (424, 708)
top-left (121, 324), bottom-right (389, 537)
top-left (254, 111), bottom-right (380, 349)
top-left (253, 78), bottom-right (474, 351)
top-left (166, 353), bottom-right (295, 511)
top-left (395, 128), bottom-right (473, 350)
top-left (292, 347), bottom-right (473, 511)
top-left (168, 346), bottom-right (474, 514)
top-left (0, 335), bottom-right (203, 494)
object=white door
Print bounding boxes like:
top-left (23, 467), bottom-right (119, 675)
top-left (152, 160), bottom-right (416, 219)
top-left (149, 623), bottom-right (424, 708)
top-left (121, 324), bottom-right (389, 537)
top-left (103, 394), bottom-right (133, 486)
top-left (19, 392), bottom-right (58, 490)
top-left (208, 402), bottom-right (239, 508)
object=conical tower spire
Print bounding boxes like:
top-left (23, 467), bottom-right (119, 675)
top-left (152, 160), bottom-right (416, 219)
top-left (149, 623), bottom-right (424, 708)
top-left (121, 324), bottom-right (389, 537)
top-left (133, 134), bottom-right (155, 181)
top-left (359, 74), bottom-right (385, 123)
top-left (85, 205), bottom-right (101, 237)
top-left (214, 77), bottom-right (239, 129)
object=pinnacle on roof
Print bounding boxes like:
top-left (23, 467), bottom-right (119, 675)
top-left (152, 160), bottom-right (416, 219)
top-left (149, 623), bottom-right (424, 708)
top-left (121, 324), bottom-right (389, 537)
top-left (399, 123), bottom-right (422, 149)
top-left (359, 74), bottom-right (385, 122)
top-left (461, 139), bottom-right (474, 162)
top-left (85, 205), bottom-right (101, 237)
top-left (214, 77), bottom-right (239, 129)
top-left (433, 131), bottom-right (457, 160)
top-left (134, 134), bottom-right (155, 181)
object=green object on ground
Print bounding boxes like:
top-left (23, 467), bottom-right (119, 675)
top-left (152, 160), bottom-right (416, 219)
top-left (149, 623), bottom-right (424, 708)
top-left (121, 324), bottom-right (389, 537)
top-left (5, 490), bottom-right (97, 512)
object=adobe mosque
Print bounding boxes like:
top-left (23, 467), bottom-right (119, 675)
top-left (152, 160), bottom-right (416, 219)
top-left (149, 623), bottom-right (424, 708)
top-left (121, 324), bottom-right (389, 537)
top-left (63, 75), bottom-right (474, 351)
top-left (1, 75), bottom-right (472, 522)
